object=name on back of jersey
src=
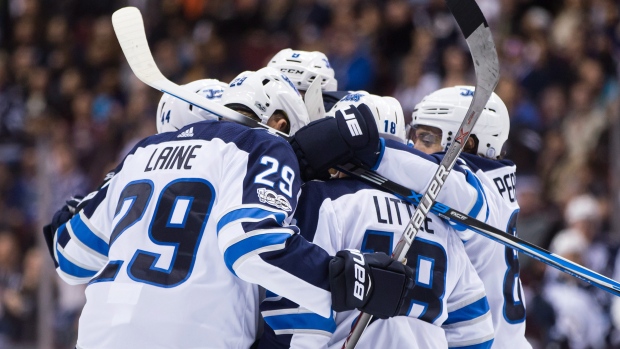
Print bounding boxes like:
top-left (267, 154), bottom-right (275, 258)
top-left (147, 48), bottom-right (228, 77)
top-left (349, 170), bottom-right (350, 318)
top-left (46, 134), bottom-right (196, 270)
top-left (373, 194), bottom-right (434, 234)
top-left (144, 144), bottom-right (202, 172)
top-left (492, 171), bottom-right (516, 203)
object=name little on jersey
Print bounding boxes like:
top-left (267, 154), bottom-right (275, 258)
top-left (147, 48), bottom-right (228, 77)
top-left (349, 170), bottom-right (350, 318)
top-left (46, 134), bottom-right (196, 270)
top-left (373, 194), bottom-right (434, 233)
top-left (144, 144), bottom-right (202, 172)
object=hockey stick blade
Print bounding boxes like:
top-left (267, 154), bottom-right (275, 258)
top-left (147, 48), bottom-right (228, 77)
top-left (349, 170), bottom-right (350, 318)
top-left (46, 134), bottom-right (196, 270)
top-left (111, 7), bottom-right (290, 139)
top-left (304, 77), bottom-right (326, 122)
top-left (342, 0), bottom-right (498, 347)
top-left (339, 164), bottom-right (620, 297)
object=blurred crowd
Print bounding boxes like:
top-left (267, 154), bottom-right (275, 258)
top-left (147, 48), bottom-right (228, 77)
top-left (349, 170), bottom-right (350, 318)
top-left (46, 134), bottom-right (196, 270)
top-left (0, 0), bottom-right (619, 348)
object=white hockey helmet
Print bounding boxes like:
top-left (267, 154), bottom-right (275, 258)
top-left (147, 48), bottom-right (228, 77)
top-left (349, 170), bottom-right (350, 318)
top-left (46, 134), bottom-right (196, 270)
top-left (268, 48), bottom-right (337, 92)
top-left (156, 79), bottom-right (227, 133)
top-left (411, 86), bottom-right (510, 159)
top-left (329, 91), bottom-right (407, 143)
top-left (369, 95), bottom-right (407, 143)
top-left (221, 67), bottom-right (310, 135)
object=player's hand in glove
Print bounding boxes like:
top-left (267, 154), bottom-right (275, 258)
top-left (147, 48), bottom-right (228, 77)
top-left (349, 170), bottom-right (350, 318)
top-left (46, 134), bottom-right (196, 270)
top-left (42, 195), bottom-right (86, 263)
top-left (289, 102), bottom-right (380, 182)
top-left (329, 249), bottom-right (414, 319)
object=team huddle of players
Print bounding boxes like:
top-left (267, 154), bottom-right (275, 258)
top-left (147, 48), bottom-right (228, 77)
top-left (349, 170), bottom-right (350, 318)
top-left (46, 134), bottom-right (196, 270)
top-left (43, 48), bottom-right (531, 349)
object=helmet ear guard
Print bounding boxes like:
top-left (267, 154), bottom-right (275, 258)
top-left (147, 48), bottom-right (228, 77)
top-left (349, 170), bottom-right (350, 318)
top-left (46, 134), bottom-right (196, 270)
top-left (410, 86), bottom-right (510, 159)
top-left (268, 48), bottom-right (338, 92)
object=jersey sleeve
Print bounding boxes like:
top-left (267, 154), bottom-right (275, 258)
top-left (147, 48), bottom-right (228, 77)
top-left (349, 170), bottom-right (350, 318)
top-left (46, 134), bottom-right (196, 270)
top-left (216, 136), bottom-right (334, 318)
top-left (52, 174), bottom-right (117, 285)
top-left (373, 140), bottom-right (490, 240)
top-left (257, 183), bottom-right (344, 348)
top-left (51, 141), bottom-right (146, 285)
top-left (442, 234), bottom-right (495, 349)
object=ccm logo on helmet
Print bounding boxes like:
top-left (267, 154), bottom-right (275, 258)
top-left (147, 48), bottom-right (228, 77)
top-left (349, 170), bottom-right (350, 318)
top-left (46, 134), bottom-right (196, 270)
top-left (280, 68), bottom-right (304, 75)
top-left (349, 249), bottom-right (366, 301)
top-left (343, 106), bottom-right (363, 137)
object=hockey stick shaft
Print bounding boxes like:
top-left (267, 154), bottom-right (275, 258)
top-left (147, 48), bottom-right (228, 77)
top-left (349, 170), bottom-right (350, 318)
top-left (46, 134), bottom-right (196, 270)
top-left (341, 0), bottom-right (498, 346)
top-left (111, 7), bottom-right (291, 139)
top-left (340, 164), bottom-right (620, 297)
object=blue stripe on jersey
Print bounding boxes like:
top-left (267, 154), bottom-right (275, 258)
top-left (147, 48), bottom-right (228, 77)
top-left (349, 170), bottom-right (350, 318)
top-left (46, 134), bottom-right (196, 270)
top-left (223, 232), bottom-right (292, 275)
top-left (464, 170), bottom-right (487, 221)
top-left (265, 290), bottom-right (279, 298)
top-left (449, 338), bottom-right (493, 349)
top-left (444, 297), bottom-right (490, 325)
top-left (217, 207), bottom-right (287, 234)
top-left (56, 248), bottom-right (98, 278)
top-left (371, 138), bottom-right (386, 171)
top-left (264, 312), bottom-right (336, 334)
top-left (69, 214), bottom-right (109, 256)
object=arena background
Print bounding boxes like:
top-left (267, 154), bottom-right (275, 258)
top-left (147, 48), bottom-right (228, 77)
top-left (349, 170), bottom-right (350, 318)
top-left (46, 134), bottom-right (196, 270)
top-left (0, 0), bottom-right (619, 348)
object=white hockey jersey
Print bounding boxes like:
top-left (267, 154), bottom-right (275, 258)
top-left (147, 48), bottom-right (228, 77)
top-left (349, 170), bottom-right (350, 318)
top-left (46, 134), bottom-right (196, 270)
top-left (371, 140), bottom-right (490, 232)
top-left (361, 140), bottom-right (530, 348)
top-left (51, 120), bottom-right (335, 349)
top-left (259, 179), bottom-right (495, 349)
top-left (457, 153), bottom-right (530, 349)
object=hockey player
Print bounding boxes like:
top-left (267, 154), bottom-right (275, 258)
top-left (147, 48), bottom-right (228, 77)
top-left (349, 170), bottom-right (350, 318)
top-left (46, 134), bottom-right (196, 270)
top-left (410, 86), bottom-right (531, 349)
top-left (268, 48), bottom-right (348, 111)
top-left (258, 93), bottom-right (495, 349)
top-left (42, 67), bottom-right (418, 349)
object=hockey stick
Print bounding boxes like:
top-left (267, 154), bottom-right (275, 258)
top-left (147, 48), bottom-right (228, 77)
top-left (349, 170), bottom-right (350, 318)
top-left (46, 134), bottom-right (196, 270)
top-left (111, 7), bottom-right (291, 139)
top-left (341, 0), bottom-right (498, 347)
top-left (304, 77), bottom-right (326, 122)
top-left (339, 163), bottom-right (620, 297)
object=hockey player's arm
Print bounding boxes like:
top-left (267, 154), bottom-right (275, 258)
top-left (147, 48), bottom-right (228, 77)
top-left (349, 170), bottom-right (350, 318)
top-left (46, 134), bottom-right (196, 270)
top-left (49, 176), bottom-right (116, 285)
top-left (257, 184), bottom-right (344, 348)
top-left (46, 142), bottom-right (138, 285)
top-left (442, 234), bottom-right (494, 349)
top-left (216, 138), bottom-right (334, 317)
top-left (374, 140), bottom-right (489, 224)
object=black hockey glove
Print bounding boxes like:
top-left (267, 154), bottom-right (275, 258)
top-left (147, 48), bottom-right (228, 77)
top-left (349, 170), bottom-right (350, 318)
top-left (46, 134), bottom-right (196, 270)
top-left (289, 103), bottom-right (380, 182)
top-left (42, 195), bottom-right (85, 263)
top-left (329, 249), bottom-right (414, 319)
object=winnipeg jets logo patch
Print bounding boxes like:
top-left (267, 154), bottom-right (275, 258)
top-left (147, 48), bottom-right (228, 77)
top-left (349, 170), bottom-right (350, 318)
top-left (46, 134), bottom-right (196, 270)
top-left (257, 188), bottom-right (292, 212)
top-left (177, 127), bottom-right (194, 138)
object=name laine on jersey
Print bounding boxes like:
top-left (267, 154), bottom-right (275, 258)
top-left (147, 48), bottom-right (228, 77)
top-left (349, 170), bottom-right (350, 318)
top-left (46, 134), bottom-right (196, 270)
top-left (372, 195), bottom-right (434, 234)
top-left (144, 144), bottom-right (202, 172)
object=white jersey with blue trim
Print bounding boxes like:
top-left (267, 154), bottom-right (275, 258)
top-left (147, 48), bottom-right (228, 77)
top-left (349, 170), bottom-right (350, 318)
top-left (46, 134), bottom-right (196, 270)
top-left (51, 120), bottom-right (334, 349)
top-left (259, 179), bottom-right (495, 349)
top-left (456, 153), bottom-right (531, 349)
top-left (371, 140), bottom-right (490, 238)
